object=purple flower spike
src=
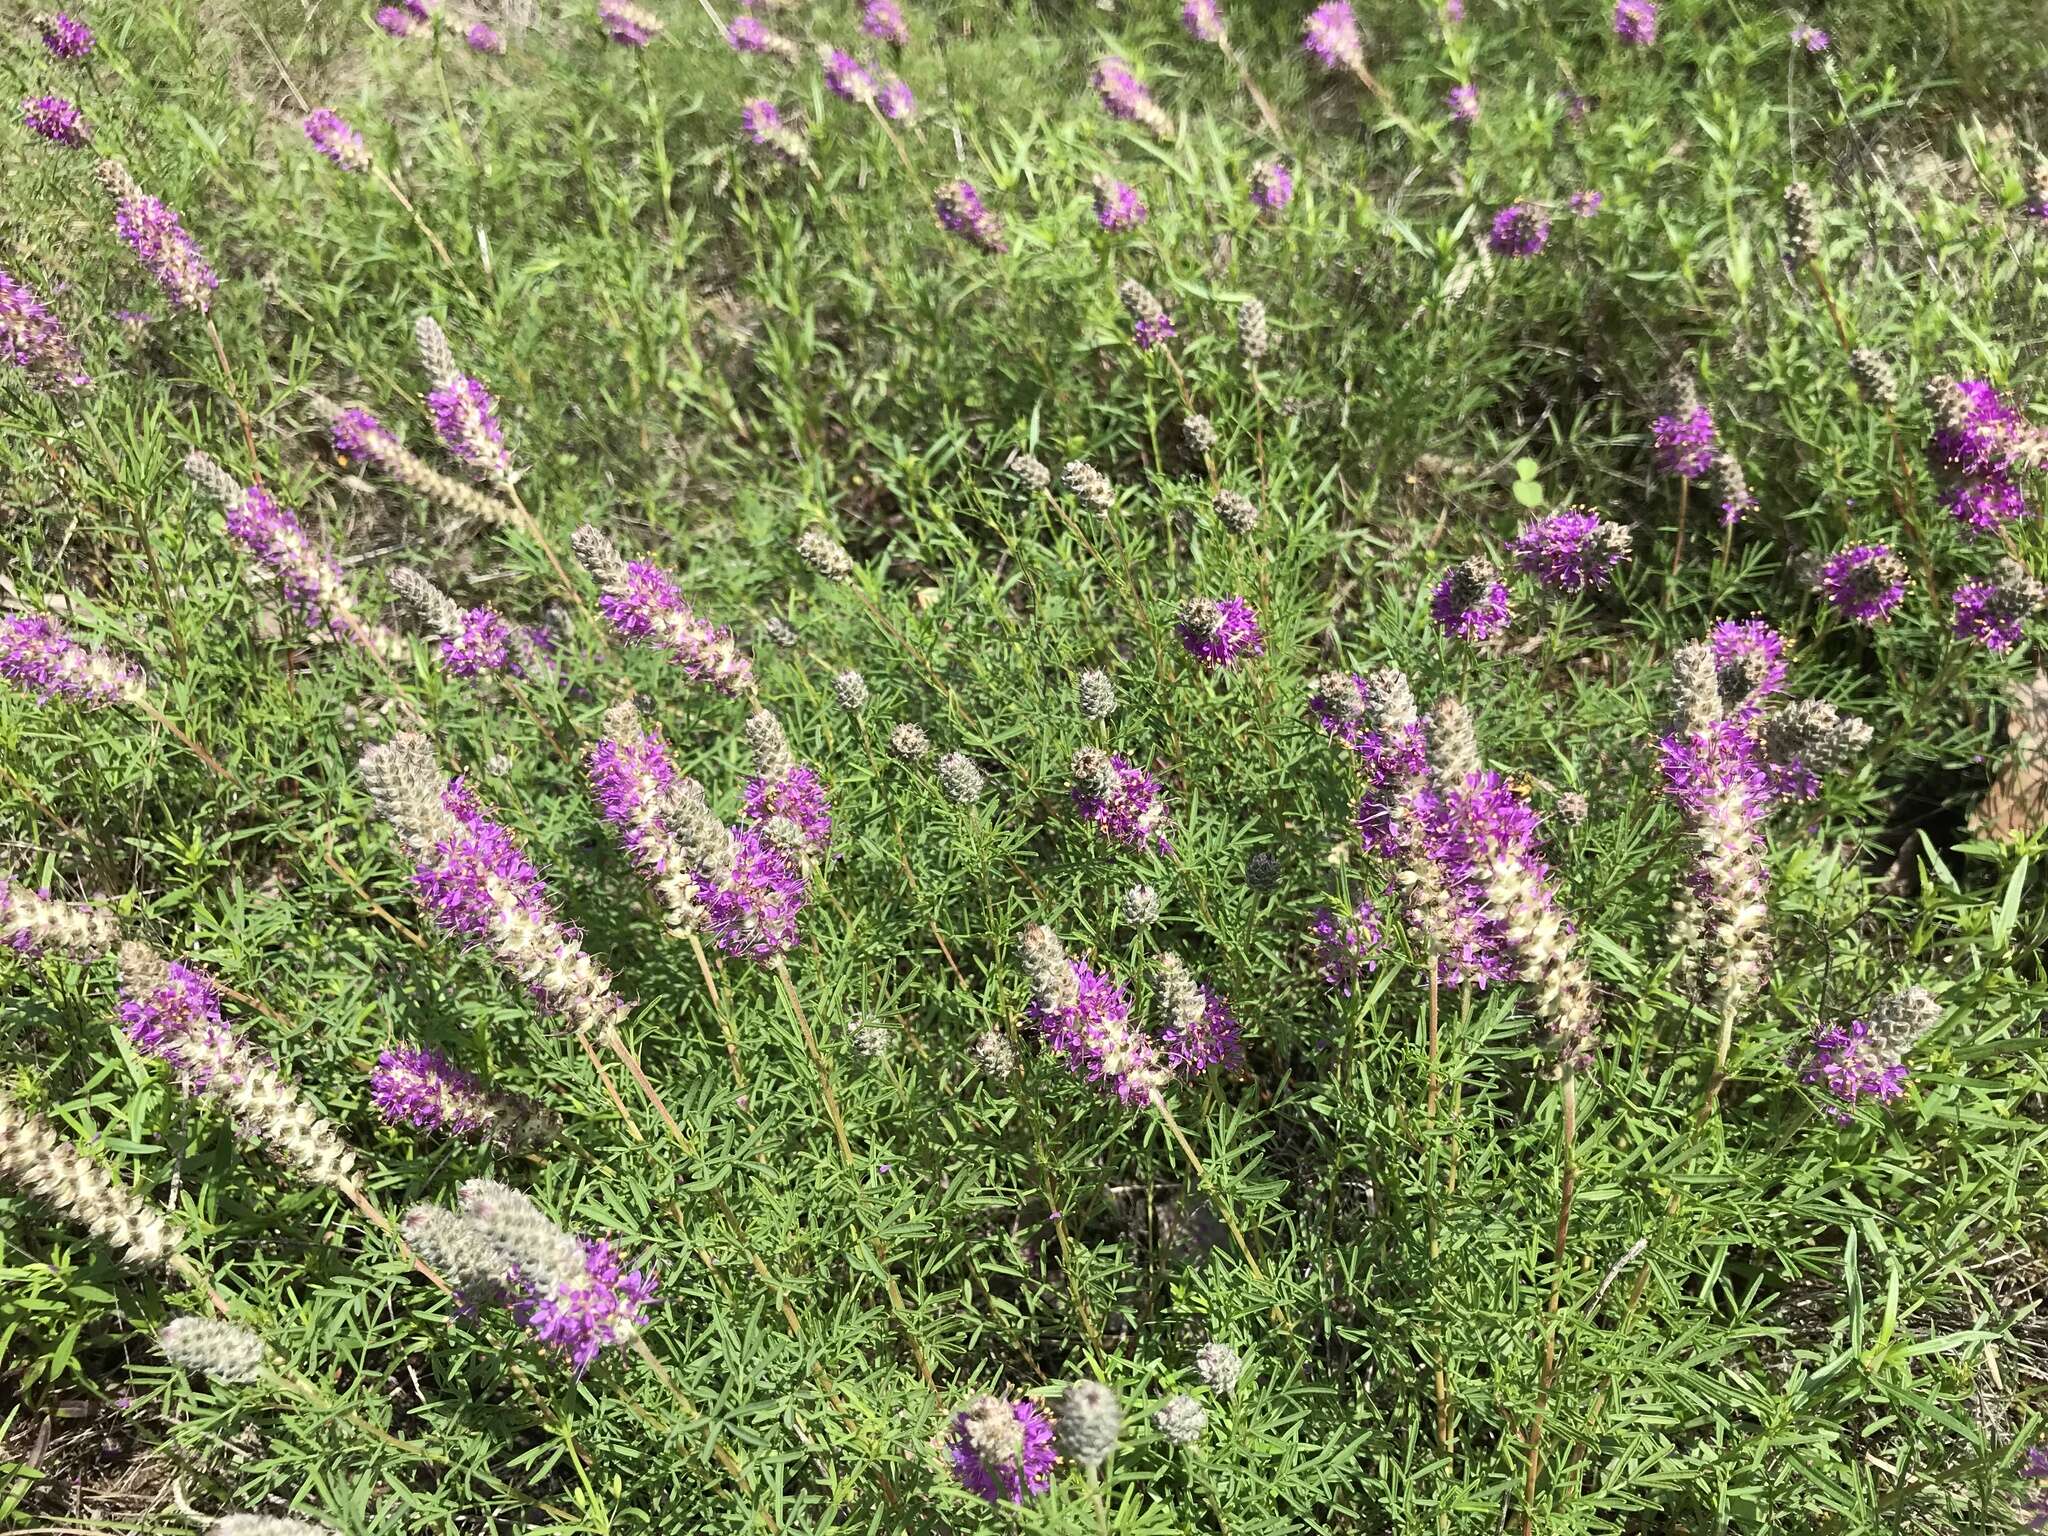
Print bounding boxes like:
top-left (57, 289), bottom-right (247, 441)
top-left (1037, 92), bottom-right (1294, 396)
top-left (41, 12), bottom-right (93, 58)
top-left (1798, 989), bottom-right (1938, 1123)
top-left (877, 76), bottom-right (915, 120)
top-left (862, 0), bottom-right (908, 47)
top-left (744, 764), bottom-right (833, 854)
top-left (119, 959), bottom-right (242, 1089)
top-left (0, 616), bottom-right (143, 708)
top-left (1249, 160), bottom-right (1294, 218)
top-left (1791, 23), bottom-right (1829, 51)
top-left (514, 1236), bottom-right (657, 1374)
top-left (1, 266), bottom-right (91, 391)
top-left (24, 96), bottom-right (89, 147)
top-left (1070, 751), bottom-right (1175, 853)
top-left (694, 826), bottom-right (806, 958)
top-left (1302, 0), bottom-right (1362, 72)
top-left (1613, 0), bottom-right (1656, 45)
top-left (1176, 595), bottom-right (1264, 667)
top-left (572, 529), bottom-right (755, 696)
top-left (303, 108), bottom-right (370, 172)
top-left (217, 476), bottom-right (387, 651)
top-left (375, 5), bottom-right (414, 36)
top-left (598, 0), bottom-right (663, 46)
top-left (1091, 57), bottom-right (1173, 138)
top-left (1652, 404), bottom-right (1717, 480)
top-left (947, 1396), bottom-right (1058, 1504)
top-left (1310, 900), bottom-right (1384, 995)
top-left (370, 1044), bottom-right (495, 1136)
top-left (935, 180), bottom-right (1009, 253)
top-left (1183, 0), bottom-right (1225, 43)
top-left (1164, 982), bottom-right (1246, 1075)
top-left (1813, 544), bottom-right (1907, 624)
top-left (1023, 947), bottom-right (1170, 1109)
top-left (1430, 560), bottom-right (1511, 641)
top-left (1928, 378), bottom-right (2036, 536)
top-left (1951, 562), bottom-right (2044, 651)
top-left (427, 375), bottom-right (510, 480)
top-left (467, 21), bottom-right (504, 51)
top-left (1488, 203), bottom-right (1549, 257)
top-left (1091, 175), bottom-right (1147, 232)
top-left (103, 164), bottom-right (218, 314)
top-left (1708, 619), bottom-right (1788, 713)
top-left (823, 48), bottom-right (878, 105)
top-left (1447, 83), bottom-right (1478, 124)
top-left (1569, 189), bottom-right (1603, 217)
top-left (1509, 508), bottom-right (1632, 594)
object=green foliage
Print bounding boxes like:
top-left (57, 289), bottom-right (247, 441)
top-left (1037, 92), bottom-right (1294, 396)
top-left (4, 0), bottom-right (2048, 1532)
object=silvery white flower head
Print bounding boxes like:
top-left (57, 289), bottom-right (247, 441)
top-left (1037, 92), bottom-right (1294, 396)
top-left (1154, 1392), bottom-right (1208, 1446)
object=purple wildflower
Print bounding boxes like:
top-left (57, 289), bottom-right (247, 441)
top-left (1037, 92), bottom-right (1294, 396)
top-left (1951, 562), bottom-right (2044, 652)
top-left (1510, 509), bottom-right (1632, 593)
top-left (1447, 84), bottom-right (1478, 124)
top-left (514, 1237), bottom-right (656, 1374)
top-left (597, 0), bottom-right (662, 46)
top-left (23, 96), bottom-right (89, 147)
top-left (1070, 751), bottom-right (1175, 853)
top-left (573, 531), bottom-right (754, 696)
top-left (1249, 160), bottom-right (1294, 218)
top-left (41, 12), bottom-right (93, 58)
top-left (935, 179), bottom-right (1009, 253)
top-left (1310, 900), bottom-right (1384, 995)
top-left (0, 267), bottom-right (91, 390)
top-left (1091, 57), bottom-right (1173, 138)
top-left (1183, 0), bottom-right (1224, 42)
top-left (1790, 23), bottom-right (1828, 52)
top-left (1798, 989), bottom-right (1939, 1123)
top-left (370, 1044), bottom-right (494, 1137)
top-left (1444, 0), bottom-right (1463, 19)
top-left (1613, 0), bottom-right (1656, 45)
top-left (440, 607), bottom-right (517, 677)
top-left (375, 6), bottom-right (414, 36)
top-left (1569, 189), bottom-right (1603, 217)
top-left (862, 0), bottom-right (908, 47)
top-left (1302, 1), bottom-right (1362, 72)
top-left (1430, 560), bottom-right (1512, 641)
top-left (1164, 982), bottom-right (1245, 1075)
top-left (744, 765), bottom-right (833, 853)
top-left (1176, 595), bottom-right (1263, 667)
top-left (1708, 619), bottom-right (1788, 713)
top-left (215, 476), bottom-right (387, 652)
top-left (1652, 405), bottom-right (1716, 480)
top-left (694, 826), bottom-right (806, 958)
top-left (2022, 1446), bottom-right (2048, 1529)
top-left (0, 616), bottom-right (143, 708)
top-left (877, 76), bottom-right (915, 120)
top-left (426, 375), bottom-right (510, 481)
top-left (467, 21), bottom-right (504, 51)
top-left (1091, 175), bottom-right (1147, 232)
top-left (1397, 787), bottom-right (1516, 988)
top-left (947, 1396), bottom-right (1058, 1504)
top-left (1813, 544), bottom-right (1907, 624)
top-left (303, 108), bottom-right (370, 172)
top-left (118, 959), bottom-right (242, 1090)
top-left (103, 164), bottom-right (218, 314)
top-left (1023, 946), bottom-right (1169, 1109)
top-left (1928, 378), bottom-right (2035, 535)
top-left (823, 48), bottom-right (878, 105)
top-left (1488, 203), bottom-right (1549, 257)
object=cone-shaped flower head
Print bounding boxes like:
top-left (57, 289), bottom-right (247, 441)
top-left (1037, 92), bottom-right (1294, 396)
top-left (1092, 174), bottom-right (1147, 232)
top-left (1430, 559), bottom-right (1511, 641)
top-left (158, 1318), bottom-right (268, 1384)
top-left (1510, 510), bottom-right (1631, 593)
top-left (24, 95), bottom-right (90, 147)
top-left (1652, 376), bottom-right (1717, 479)
top-left (935, 180), bottom-right (1008, 253)
top-left (1487, 204), bottom-right (1549, 258)
top-left (1117, 278), bottom-right (1176, 350)
top-left (571, 525), bottom-right (754, 695)
top-left (98, 160), bottom-right (217, 314)
top-left (416, 315), bottom-right (513, 488)
top-left (303, 109), bottom-right (370, 171)
top-left (0, 615), bottom-right (144, 707)
top-left (1800, 987), bottom-right (1939, 1121)
top-left (1613, 0), bottom-right (1656, 43)
top-left (1155, 1394), bottom-right (1209, 1445)
top-left (1302, 1), bottom-right (1362, 71)
top-left (1063, 460), bottom-right (1116, 516)
top-left (1020, 926), bottom-right (1170, 1108)
top-left (0, 1090), bottom-right (182, 1266)
top-left (1, 880), bottom-right (118, 961)
top-left (1952, 559), bottom-right (2045, 651)
top-left (1058, 1381), bottom-right (1122, 1471)
top-left (1, 266), bottom-right (91, 390)
top-left (1175, 595), bottom-right (1263, 666)
top-left (743, 707), bottom-right (831, 855)
top-left (1195, 1340), bottom-right (1243, 1396)
top-left (1154, 952), bottom-right (1245, 1074)
top-left (1091, 57), bottom-right (1174, 139)
top-left (1812, 544), bottom-right (1908, 624)
top-left (947, 1394), bottom-right (1057, 1503)
top-left (1077, 668), bottom-right (1116, 720)
top-left (598, 0), bottom-right (663, 45)
top-left (1070, 747), bottom-right (1173, 851)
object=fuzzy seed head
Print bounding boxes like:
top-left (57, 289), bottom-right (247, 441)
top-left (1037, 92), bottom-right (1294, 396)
top-left (0, 1091), bottom-right (182, 1266)
top-left (158, 1317), bottom-right (268, 1384)
top-left (1121, 883), bottom-right (1160, 927)
top-left (970, 1027), bottom-right (1018, 1076)
top-left (1783, 181), bottom-right (1820, 263)
top-left (1006, 449), bottom-right (1051, 493)
top-left (1063, 459), bottom-right (1116, 517)
top-left (1019, 924), bottom-right (1080, 1012)
top-left (796, 527), bottom-right (854, 583)
top-left (832, 670), bottom-right (869, 712)
top-left (1154, 1393), bottom-right (1208, 1446)
top-left (1212, 489), bottom-right (1259, 534)
top-left (887, 722), bottom-right (931, 761)
top-left (1076, 668), bottom-right (1117, 720)
top-left (1195, 1340), bottom-right (1243, 1396)
top-left (1182, 413), bottom-right (1217, 455)
top-left (1237, 298), bottom-right (1269, 364)
top-left (936, 752), bottom-right (984, 804)
top-left (1058, 1380), bottom-right (1122, 1470)
top-left (388, 568), bottom-right (464, 638)
top-left (1850, 348), bottom-right (1898, 409)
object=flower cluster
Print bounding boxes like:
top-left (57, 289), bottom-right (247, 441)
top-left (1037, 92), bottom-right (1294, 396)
top-left (0, 1090), bottom-right (181, 1268)
top-left (1, 266), bottom-right (91, 391)
top-left (99, 161), bottom-right (218, 314)
top-left (1811, 544), bottom-right (1908, 624)
top-left (1117, 278), bottom-right (1176, 350)
top-left (1799, 987), bottom-right (1939, 1121)
top-left (1175, 595), bottom-right (1263, 666)
top-left (416, 316), bottom-right (514, 487)
top-left (1652, 381), bottom-right (1717, 479)
top-left (862, 0), bottom-right (907, 46)
top-left (1488, 203), bottom-right (1549, 257)
top-left (303, 109), bottom-right (370, 172)
top-left (1302, 0), bottom-right (1362, 72)
top-left (1069, 748), bottom-right (1174, 853)
top-left (946, 1394), bottom-right (1058, 1504)
top-left (0, 879), bottom-right (119, 962)
top-left (1790, 22), bottom-right (1829, 52)
top-left (1309, 900), bottom-right (1384, 994)
top-left (24, 95), bottom-right (89, 147)
top-left (0, 615), bottom-right (144, 708)
top-left (741, 99), bottom-right (807, 162)
top-left (598, 0), bottom-right (663, 46)
top-left (1249, 160), bottom-right (1294, 217)
top-left (376, 6), bottom-right (415, 37)
top-left (1430, 558), bottom-right (1511, 641)
top-left (1613, 0), bottom-right (1656, 45)
top-left (1926, 377), bottom-right (2036, 535)
top-left (1019, 926), bottom-right (1170, 1109)
top-left (370, 1043), bottom-right (553, 1148)
top-left (1569, 188), bottom-right (1603, 217)
top-left (1447, 83), bottom-right (1478, 124)
top-left (1182, 0), bottom-right (1224, 43)
top-left (41, 12), bottom-right (93, 58)
top-left (935, 179), bottom-right (1008, 254)
top-left (1951, 560), bottom-right (2045, 652)
top-left (822, 47), bottom-right (878, 105)
top-left (1155, 953), bottom-right (1245, 1075)
top-left (467, 21), bottom-right (504, 52)
top-left (1510, 509), bottom-right (1632, 593)
top-left (727, 14), bottom-right (798, 59)
top-left (1091, 174), bottom-right (1146, 232)
top-left (743, 707), bottom-right (833, 857)
top-left (571, 525), bottom-right (754, 695)
top-left (1091, 57), bottom-right (1173, 138)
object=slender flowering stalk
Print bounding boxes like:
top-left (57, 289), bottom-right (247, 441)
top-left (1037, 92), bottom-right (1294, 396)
top-left (947, 1394), bottom-right (1057, 1504)
top-left (598, 0), bottom-right (663, 46)
top-left (1019, 926), bottom-right (1170, 1109)
top-left (1155, 953), bottom-right (1245, 1075)
top-left (317, 398), bottom-right (522, 528)
top-left (415, 315), bottom-right (514, 489)
top-left (1091, 174), bottom-right (1147, 232)
top-left (455, 1178), bottom-right (658, 1372)
top-left (117, 944), bottom-right (360, 1188)
top-left (40, 12), bottom-right (93, 58)
top-left (726, 15), bottom-right (799, 60)
top-left (1712, 451), bottom-right (1757, 526)
top-left (1, 266), bottom-right (91, 390)
top-left (1175, 596), bottom-right (1263, 666)
top-left (184, 452), bottom-right (402, 658)
top-left (98, 161), bottom-right (218, 314)
top-left (0, 1090), bottom-right (182, 1266)
top-left (23, 95), bottom-right (89, 147)
top-left (586, 701), bottom-right (709, 937)
top-left (1091, 57), bottom-right (1174, 140)
top-left (1430, 559), bottom-right (1512, 640)
top-left (388, 568), bottom-right (552, 682)
top-left (1798, 987), bottom-right (1939, 1121)
top-left (1069, 747), bottom-right (1173, 852)
top-left (934, 181), bottom-right (1008, 253)
top-left (1488, 204), bottom-right (1549, 258)
top-left (370, 1043), bottom-right (554, 1147)
top-left (1510, 510), bottom-right (1631, 593)
top-left (303, 109), bottom-right (370, 172)
top-left (0, 614), bottom-right (144, 707)
top-left (1117, 278), bottom-right (1176, 350)
top-left (359, 733), bottom-right (629, 1031)
top-left (570, 525), bottom-right (754, 695)
top-left (1, 879), bottom-right (118, 961)
top-left (1810, 544), bottom-right (1908, 624)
